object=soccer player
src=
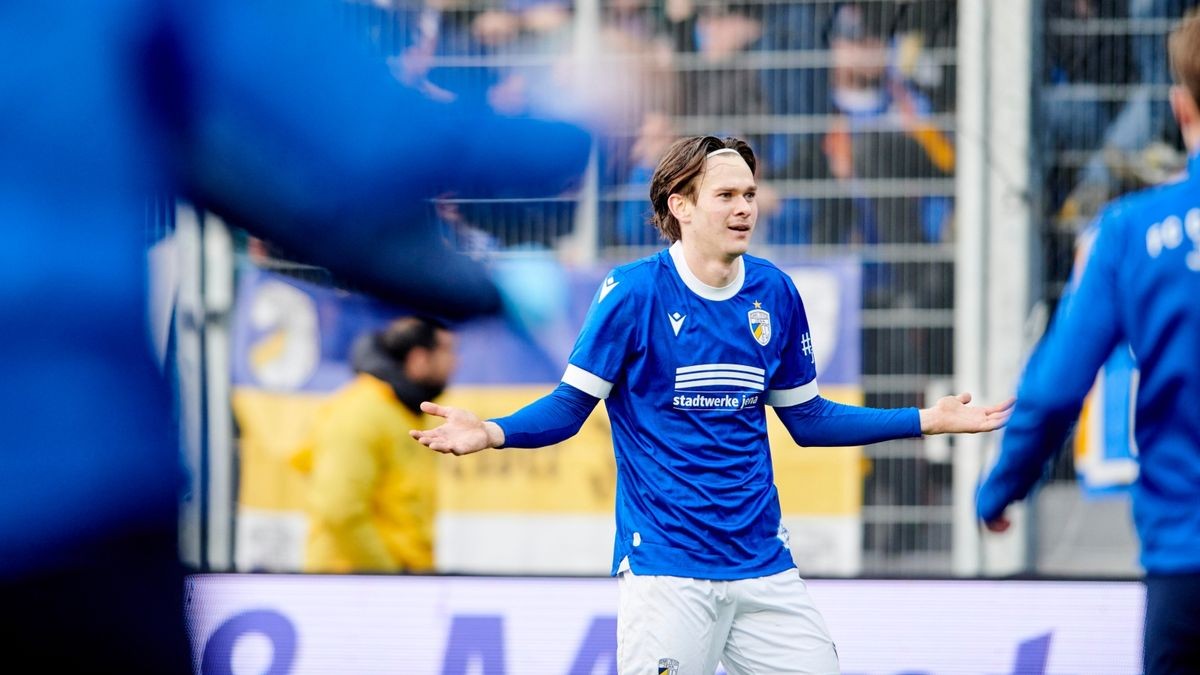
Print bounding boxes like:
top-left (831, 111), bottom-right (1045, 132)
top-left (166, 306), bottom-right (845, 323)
top-left (977, 12), bottom-right (1200, 674)
top-left (413, 135), bottom-right (1013, 673)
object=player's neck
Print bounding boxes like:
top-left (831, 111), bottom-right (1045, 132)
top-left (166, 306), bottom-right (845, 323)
top-left (677, 240), bottom-right (741, 288)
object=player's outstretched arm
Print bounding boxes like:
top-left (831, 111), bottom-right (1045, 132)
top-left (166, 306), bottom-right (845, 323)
top-left (410, 402), bottom-right (505, 456)
top-left (919, 392), bottom-right (1014, 435)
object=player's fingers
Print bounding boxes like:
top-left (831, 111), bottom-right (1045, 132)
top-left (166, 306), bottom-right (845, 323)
top-left (985, 397), bottom-right (1016, 414)
top-left (410, 431), bottom-right (439, 447)
top-left (985, 515), bottom-right (1011, 533)
top-left (968, 409), bottom-right (1003, 432)
top-left (420, 401), bottom-right (449, 417)
top-left (956, 391), bottom-right (972, 405)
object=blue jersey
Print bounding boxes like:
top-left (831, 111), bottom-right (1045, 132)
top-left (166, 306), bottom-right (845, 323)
top-left (0, 0), bottom-right (588, 577)
top-left (978, 152), bottom-right (1200, 574)
top-left (563, 244), bottom-right (819, 579)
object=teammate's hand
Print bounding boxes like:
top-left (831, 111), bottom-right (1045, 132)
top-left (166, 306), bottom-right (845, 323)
top-left (409, 402), bottom-right (505, 456)
top-left (919, 392), bottom-right (1015, 435)
top-left (984, 512), bottom-right (1011, 533)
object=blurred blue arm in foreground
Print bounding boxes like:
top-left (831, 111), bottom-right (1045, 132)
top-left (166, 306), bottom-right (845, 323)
top-left (155, 0), bottom-right (591, 317)
top-left (0, 0), bottom-right (590, 577)
top-left (976, 205), bottom-right (1125, 523)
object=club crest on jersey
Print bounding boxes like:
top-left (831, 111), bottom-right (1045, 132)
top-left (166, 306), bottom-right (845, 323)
top-left (657, 658), bottom-right (680, 675)
top-left (747, 300), bottom-right (771, 346)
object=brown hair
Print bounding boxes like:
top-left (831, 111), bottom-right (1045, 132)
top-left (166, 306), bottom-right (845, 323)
top-left (649, 136), bottom-right (757, 243)
top-left (1170, 10), bottom-right (1200, 110)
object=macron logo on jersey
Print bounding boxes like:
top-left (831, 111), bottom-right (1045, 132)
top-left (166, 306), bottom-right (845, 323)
top-left (599, 277), bottom-right (619, 303)
top-left (672, 363), bottom-right (765, 411)
top-left (669, 312), bottom-right (686, 336)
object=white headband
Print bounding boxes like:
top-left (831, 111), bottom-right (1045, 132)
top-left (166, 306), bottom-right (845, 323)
top-left (706, 148), bottom-right (741, 159)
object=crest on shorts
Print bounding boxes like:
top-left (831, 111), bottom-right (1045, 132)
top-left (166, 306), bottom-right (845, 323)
top-left (658, 658), bottom-right (680, 675)
top-left (748, 300), bottom-right (771, 346)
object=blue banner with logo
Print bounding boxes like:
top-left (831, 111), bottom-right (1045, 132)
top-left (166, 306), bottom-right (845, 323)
top-left (233, 257), bottom-right (861, 392)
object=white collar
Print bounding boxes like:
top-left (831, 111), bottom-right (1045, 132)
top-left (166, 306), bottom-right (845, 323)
top-left (668, 241), bottom-right (744, 301)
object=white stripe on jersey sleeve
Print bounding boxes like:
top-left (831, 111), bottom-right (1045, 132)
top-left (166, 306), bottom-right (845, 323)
top-left (766, 380), bottom-right (820, 407)
top-left (562, 364), bottom-right (614, 399)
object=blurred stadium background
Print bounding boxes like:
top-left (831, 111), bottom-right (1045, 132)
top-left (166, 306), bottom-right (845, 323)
top-left (162, 0), bottom-right (1196, 671)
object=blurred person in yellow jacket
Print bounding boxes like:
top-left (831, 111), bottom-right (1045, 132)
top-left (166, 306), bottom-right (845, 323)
top-left (297, 317), bottom-right (455, 573)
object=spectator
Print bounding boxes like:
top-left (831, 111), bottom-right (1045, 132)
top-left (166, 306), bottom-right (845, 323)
top-left (756, 1), bottom-right (832, 120)
top-left (295, 318), bottom-right (455, 574)
top-left (1053, 0), bottom-right (1195, 221)
top-left (819, 2), bottom-right (955, 306)
top-left (611, 111), bottom-right (678, 246)
top-left (1041, 0), bottom-right (1136, 214)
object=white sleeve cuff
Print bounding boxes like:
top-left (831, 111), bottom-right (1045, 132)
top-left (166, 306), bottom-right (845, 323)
top-left (766, 380), bottom-right (820, 407)
top-left (562, 364), bottom-right (614, 400)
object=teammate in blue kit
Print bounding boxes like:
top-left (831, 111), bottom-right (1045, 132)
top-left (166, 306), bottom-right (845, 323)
top-left (414, 135), bottom-right (1011, 674)
top-left (1, 0), bottom-right (589, 669)
top-left (977, 13), bottom-right (1200, 675)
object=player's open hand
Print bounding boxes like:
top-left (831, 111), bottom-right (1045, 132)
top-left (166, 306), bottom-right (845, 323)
top-left (409, 402), bottom-right (502, 456)
top-left (919, 392), bottom-right (1015, 435)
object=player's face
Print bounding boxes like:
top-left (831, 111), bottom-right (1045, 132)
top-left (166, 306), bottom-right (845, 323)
top-left (683, 154), bottom-right (757, 260)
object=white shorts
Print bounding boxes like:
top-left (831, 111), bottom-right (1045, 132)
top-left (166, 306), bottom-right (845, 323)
top-left (616, 568), bottom-right (839, 675)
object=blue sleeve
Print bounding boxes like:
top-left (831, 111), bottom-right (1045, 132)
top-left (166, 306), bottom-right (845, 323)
top-left (163, 0), bottom-right (591, 320)
top-left (774, 396), bottom-right (921, 446)
top-left (976, 206), bottom-right (1125, 522)
top-left (766, 273), bottom-right (818, 404)
top-left (490, 382), bottom-right (601, 449)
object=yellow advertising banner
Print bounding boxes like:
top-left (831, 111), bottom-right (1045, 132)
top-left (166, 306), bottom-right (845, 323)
top-left (235, 384), bottom-right (864, 519)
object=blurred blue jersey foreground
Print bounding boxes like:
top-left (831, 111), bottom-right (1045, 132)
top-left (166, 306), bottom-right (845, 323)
top-left (977, 11), bottom-right (1200, 669)
top-left (0, 0), bottom-right (588, 669)
top-left (977, 152), bottom-right (1200, 574)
